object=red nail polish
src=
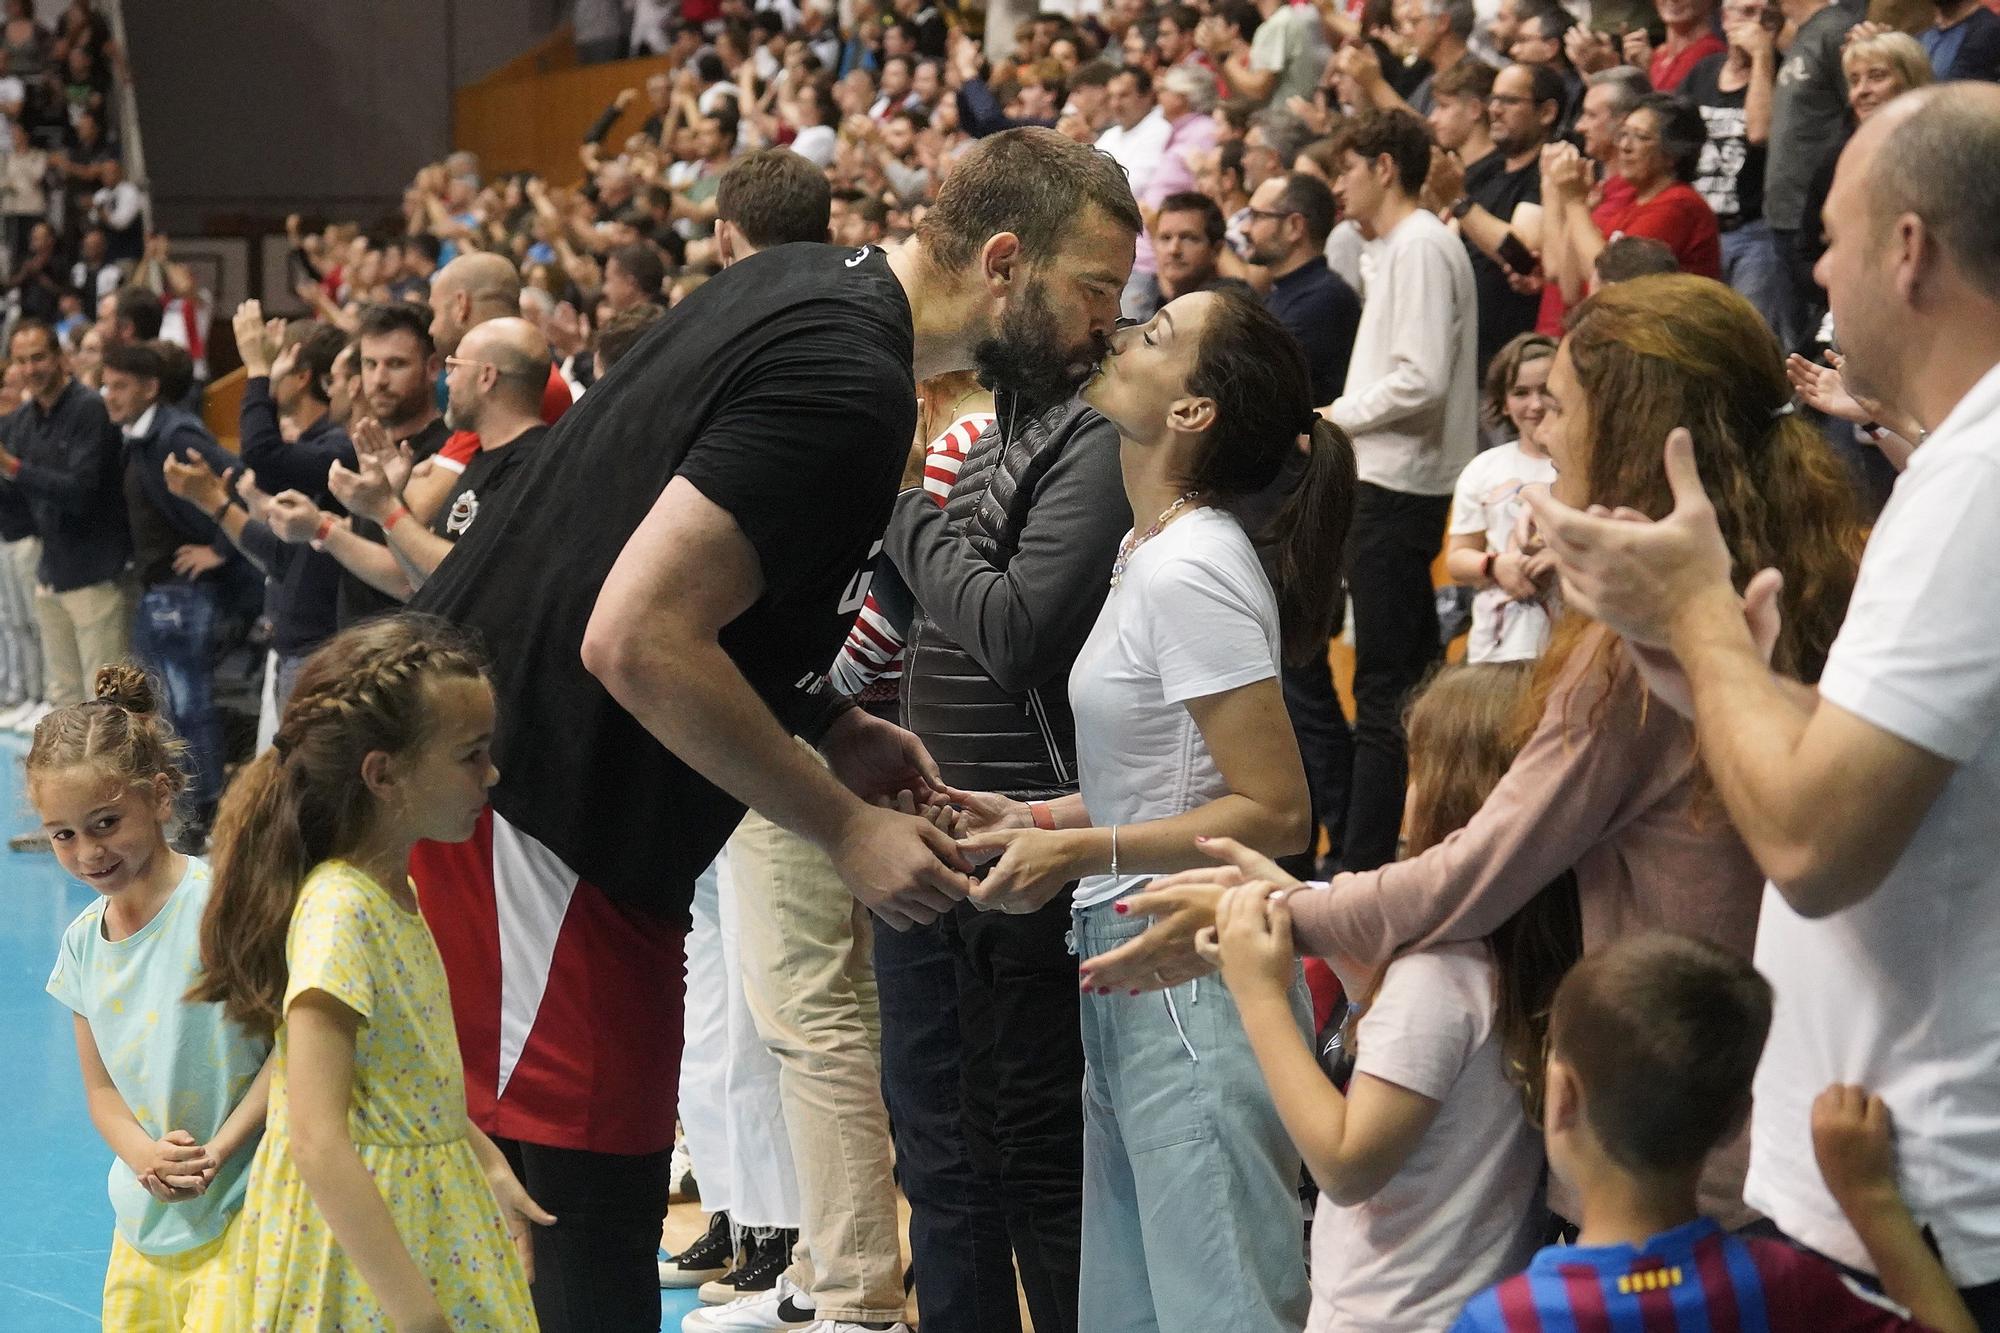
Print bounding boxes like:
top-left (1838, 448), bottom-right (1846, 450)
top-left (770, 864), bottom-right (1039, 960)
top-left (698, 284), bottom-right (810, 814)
top-left (1113, 902), bottom-right (1128, 914)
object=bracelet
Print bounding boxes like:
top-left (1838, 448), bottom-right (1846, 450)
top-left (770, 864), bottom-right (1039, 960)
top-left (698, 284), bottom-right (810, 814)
top-left (209, 499), bottom-right (231, 524)
top-left (1110, 824), bottom-right (1120, 878)
top-left (1029, 801), bottom-right (1056, 831)
top-left (383, 504), bottom-right (411, 531)
top-left (309, 513), bottom-right (336, 551)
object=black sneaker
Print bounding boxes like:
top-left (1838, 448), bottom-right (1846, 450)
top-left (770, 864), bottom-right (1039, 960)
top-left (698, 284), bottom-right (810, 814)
top-left (698, 1226), bottom-right (796, 1304)
top-left (660, 1209), bottom-right (736, 1289)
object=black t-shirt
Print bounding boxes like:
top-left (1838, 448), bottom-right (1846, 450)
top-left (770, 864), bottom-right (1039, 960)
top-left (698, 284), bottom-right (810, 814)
top-left (339, 416), bottom-right (451, 628)
top-left (414, 243), bottom-right (916, 915)
top-left (1683, 53), bottom-right (1765, 229)
top-left (1263, 257), bottom-right (1360, 408)
top-left (431, 424), bottom-right (548, 543)
top-left (1462, 150), bottom-right (1543, 372)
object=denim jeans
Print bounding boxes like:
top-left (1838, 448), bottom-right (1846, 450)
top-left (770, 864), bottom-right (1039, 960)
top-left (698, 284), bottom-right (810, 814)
top-left (874, 892), bottom-right (1085, 1333)
top-left (1720, 220), bottom-right (1788, 344)
top-left (134, 581), bottom-right (226, 812)
top-left (1072, 899), bottom-right (1311, 1333)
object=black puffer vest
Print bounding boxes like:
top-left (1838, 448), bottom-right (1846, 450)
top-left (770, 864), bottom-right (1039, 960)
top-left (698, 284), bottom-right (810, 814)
top-left (899, 394), bottom-right (1111, 800)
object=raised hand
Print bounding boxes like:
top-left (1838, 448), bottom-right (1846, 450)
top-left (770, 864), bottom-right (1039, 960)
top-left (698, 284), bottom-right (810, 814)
top-left (231, 299), bottom-right (274, 375)
top-left (163, 449), bottom-right (229, 514)
top-left (1784, 351), bottom-right (1877, 425)
top-left (350, 415), bottom-right (414, 497)
top-left (327, 452), bottom-right (396, 524)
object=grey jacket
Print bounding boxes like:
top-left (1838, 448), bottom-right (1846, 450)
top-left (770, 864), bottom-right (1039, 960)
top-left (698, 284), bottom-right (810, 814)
top-left (889, 392), bottom-right (1128, 800)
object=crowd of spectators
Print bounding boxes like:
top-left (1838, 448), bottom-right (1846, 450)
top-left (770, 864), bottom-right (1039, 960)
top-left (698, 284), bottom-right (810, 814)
top-left (9, 0), bottom-right (2000, 1329)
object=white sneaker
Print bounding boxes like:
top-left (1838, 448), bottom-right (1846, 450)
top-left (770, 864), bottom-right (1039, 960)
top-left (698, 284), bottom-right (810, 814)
top-left (801, 1324), bottom-right (913, 1333)
top-left (681, 1277), bottom-right (815, 1333)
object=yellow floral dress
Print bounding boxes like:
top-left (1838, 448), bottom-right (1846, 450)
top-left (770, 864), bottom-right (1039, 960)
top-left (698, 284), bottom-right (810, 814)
top-left (216, 861), bottom-right (538, 1331)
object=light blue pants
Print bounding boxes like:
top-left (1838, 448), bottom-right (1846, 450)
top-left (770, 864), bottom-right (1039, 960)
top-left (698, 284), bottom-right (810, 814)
top-left (1072, 899), bottom-right (1313, 1333)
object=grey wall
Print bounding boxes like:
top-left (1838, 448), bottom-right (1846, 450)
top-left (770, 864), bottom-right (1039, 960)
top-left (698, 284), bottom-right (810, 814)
top-left (123, 0), bottom-right (561, 236)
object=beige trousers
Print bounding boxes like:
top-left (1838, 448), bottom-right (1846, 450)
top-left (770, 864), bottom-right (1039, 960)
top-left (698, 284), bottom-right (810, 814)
top-left (728, 796), bottom-right (905, 1324)
top-left (33, 577), bottom-right (132, 707)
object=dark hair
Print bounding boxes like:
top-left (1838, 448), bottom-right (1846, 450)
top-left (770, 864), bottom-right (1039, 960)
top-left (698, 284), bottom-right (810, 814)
top-left (608, 242), bottom-right (668, 301)
top-left (918, 127), bottom-right (1141, 272)
top-left (27, 664), bottom-right (190, 829)
top-left (888, 105), bottom-right (930, 132)
top-left (1549, 932), bottom-right (1772, 1174)
top-left (709, 101), bottom-right (742, 143)
top-left (113, 285), bottom-right (163, 340)
top-left (1070, 59), bottom-right (1117, 90)
top-left (1217, 0), bottom-right (1261, 41)
top-left (1112, 63), bottom-right (1153, 96)
top-left (1434, 0), bottom-right (1478, 40)
top-left (1523, 60), bottom-right (1568, 119)
top-left (190, 616), bottom-right (490, 1035)
top-left (153, 340), bottom-right (195, 404)
top-left (1630, 92), bottom-right (1706, 181)
top-left (9, 318), bottom-right (56, 355)
top-left (101, 339), bottom-right (164, 384)
top-left (1157, 190), bottom-right (1226, 246)
top-left (1330, 107), bottom-right (1434, 196)
top-left (1184, 287), bottom-right (1357, 665)
top-left (695, 50), bottom-right (728, 82)
top-left (1519, 0), bottom-right (1576, 47)
top-left (1432, 55), bottom-right (1497, 102)
top-left (717, 148), bottom-right (833, 248)
top-left (355, 301), bottom-right (437, 359)
top-left (1274, 171), bottom-right (1338, 248)
top-left (593, 301), bottom-right (668, 371)
top-left (1481, 331), bottom-right (1557, 431)
top-left (1216, 138), bottom-right (1247, 189)
top-left (1872, 85), bottom-right (2000, 302)
top-left (1160, 2), bottom-right (1199, 30)
top-left (405, 231), bottom-right (443, 266)
top-left (289, 321), bottom-right (349, 405)
top-left (1594, 235), bottom-right (1679, 284)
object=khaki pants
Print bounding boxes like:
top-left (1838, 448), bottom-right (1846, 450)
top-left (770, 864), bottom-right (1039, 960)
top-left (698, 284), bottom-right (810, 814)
top-left (33, 577), bottom-right (131, 707)
top-left (729, 798), bottom-right (905, 1324)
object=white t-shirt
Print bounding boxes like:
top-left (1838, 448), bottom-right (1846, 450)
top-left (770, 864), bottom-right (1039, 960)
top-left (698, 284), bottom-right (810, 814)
top-left (790, 123), bottom-right (838, 169)
top-left (1069, 506), bottom-right (1280, 910)
top-left (1309, 943), bottom-right (1544, 1331)
top-left (1746, 361), bottom-right (2000, 1287)
top-left (1448, 441), bottom-right (1558, 663)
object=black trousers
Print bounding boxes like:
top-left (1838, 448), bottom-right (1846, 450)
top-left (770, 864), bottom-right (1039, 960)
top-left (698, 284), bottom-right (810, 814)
top-left (873, 891), bottom-right (1085, 1333)
top-left (496, 1137), bottom-right (674, 1333)
top-left (1341, 484), bottom-right (1451, 871)
top-left (1281, 652), bottom-right (1354, 870)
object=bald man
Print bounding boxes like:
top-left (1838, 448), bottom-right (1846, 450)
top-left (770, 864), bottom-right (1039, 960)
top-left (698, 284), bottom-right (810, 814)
top-left (265, 317), bottom-right (554, 599)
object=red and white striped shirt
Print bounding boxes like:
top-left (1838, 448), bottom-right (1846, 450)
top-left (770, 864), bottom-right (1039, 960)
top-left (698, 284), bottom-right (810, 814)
top-left (829, 409), bottom-right (993, 698)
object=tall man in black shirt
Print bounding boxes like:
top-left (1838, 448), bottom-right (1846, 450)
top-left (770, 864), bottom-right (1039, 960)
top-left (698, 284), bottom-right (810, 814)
top-left (0, 319), bottom-right (128, 708)
top-left (1245, 169), bottom-right (1364, 870)
top-left (410, 128), bottom-right (1140, 1332)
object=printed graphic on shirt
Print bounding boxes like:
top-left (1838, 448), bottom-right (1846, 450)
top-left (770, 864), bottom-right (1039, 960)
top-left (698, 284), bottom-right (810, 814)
top-left (446, 488), bottom-right (479, 537)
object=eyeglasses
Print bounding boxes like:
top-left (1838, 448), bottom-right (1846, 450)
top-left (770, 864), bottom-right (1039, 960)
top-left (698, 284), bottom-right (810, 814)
top-left (445, 354), bottom-right (537, 382)
top-left (1488, 92), bottom-right (1536, 107)
top-left (1245, 207), bottom-right (1299, 224)
top-left (1614, 127), bottom-right (1660, 145)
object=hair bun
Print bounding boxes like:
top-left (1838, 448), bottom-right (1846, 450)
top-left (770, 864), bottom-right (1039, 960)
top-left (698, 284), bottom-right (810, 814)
top-left (92, 664), bottom-right (159, 715)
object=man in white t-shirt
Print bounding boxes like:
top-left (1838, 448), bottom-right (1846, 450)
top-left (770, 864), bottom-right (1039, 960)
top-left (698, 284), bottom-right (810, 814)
top-left (1321, 108), bottom-right (1479, 873)
top-left (1525, 84), bottom-right (2000, 1319)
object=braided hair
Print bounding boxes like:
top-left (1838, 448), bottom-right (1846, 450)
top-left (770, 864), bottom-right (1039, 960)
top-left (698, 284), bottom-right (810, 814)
top-left (189, 615), bottom-right (488, 1035)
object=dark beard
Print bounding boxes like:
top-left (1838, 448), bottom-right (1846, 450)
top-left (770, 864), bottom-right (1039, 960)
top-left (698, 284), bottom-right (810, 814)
top-left (971, 279), bottom-right (1104, 411)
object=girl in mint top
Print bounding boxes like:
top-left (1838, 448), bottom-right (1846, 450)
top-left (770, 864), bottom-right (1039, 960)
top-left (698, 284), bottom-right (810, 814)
top-left (36, 667), bottom-right (273, 1329)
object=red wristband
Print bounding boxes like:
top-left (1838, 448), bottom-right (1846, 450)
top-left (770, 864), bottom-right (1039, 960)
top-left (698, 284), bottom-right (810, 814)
top-left (1030, 802), bottom-right (1056, 831)
top-left (309, 513), bottom-right (337, 550)
top-left (383, 504), bottom-right (410, 531)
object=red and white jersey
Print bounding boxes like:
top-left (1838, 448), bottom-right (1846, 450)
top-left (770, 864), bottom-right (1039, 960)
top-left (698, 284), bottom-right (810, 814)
top-left (827, 409), bottom-right (993, 698)
top-left (412, 807), bottom-right (686, 1156)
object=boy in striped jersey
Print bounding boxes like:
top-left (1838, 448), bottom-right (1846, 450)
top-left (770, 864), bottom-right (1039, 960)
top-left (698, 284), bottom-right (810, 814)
top-left (1453, 934), bottom-right (1973, 1333)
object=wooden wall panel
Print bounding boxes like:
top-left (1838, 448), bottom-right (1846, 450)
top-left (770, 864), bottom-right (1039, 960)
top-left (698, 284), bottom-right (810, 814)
top-left (454, 53), bottom-right (675, 186)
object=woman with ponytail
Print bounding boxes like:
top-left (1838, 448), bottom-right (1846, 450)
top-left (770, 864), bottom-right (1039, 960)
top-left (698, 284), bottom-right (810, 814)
top-left (1091, 273), bottom-right (1867, 1227)
top-left (190, 615), bottom-right (549, 1332)
top-left (947, 286), bottom-right (1357, 1333)
top-left (36, 665), bottom-right (273, 1331)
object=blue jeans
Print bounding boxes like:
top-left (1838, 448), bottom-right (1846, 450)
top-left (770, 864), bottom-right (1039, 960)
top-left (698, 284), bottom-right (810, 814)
top-left (133, 581), bottom-right (224, 812)
top-left (1072, 899), bottom-right (1311, 1333)
top-left (1720, 220), bottom-right (1788, 344)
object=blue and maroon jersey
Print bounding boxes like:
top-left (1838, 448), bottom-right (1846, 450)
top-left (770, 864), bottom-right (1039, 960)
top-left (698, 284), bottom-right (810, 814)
top-left (1452, 1218), bottom-right (1932, 1333)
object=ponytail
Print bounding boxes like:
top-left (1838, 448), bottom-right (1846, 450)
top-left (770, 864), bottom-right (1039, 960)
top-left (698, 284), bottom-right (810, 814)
top-left (188, 747), bottom-right (314, 1034)
top-left (1269, 418), bottom-right (1356, 667)
top-left (188, 614), bottom-right (489, 1036)
top-left (1182, 287), bottom-right (1360, 668)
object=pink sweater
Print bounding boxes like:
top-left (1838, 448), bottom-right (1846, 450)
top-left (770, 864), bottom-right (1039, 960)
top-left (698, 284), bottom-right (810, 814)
top-left (1289, 626), bottom-right (1763, 1222)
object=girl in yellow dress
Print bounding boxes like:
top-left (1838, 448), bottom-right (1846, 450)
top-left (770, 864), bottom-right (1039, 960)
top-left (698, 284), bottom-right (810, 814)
top-left (190, 616), bottom-right (549, 1332)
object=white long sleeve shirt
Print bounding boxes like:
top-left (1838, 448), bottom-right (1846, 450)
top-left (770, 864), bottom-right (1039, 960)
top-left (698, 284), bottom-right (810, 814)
top-left (1328, 208), bottom-right (1480, 496)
